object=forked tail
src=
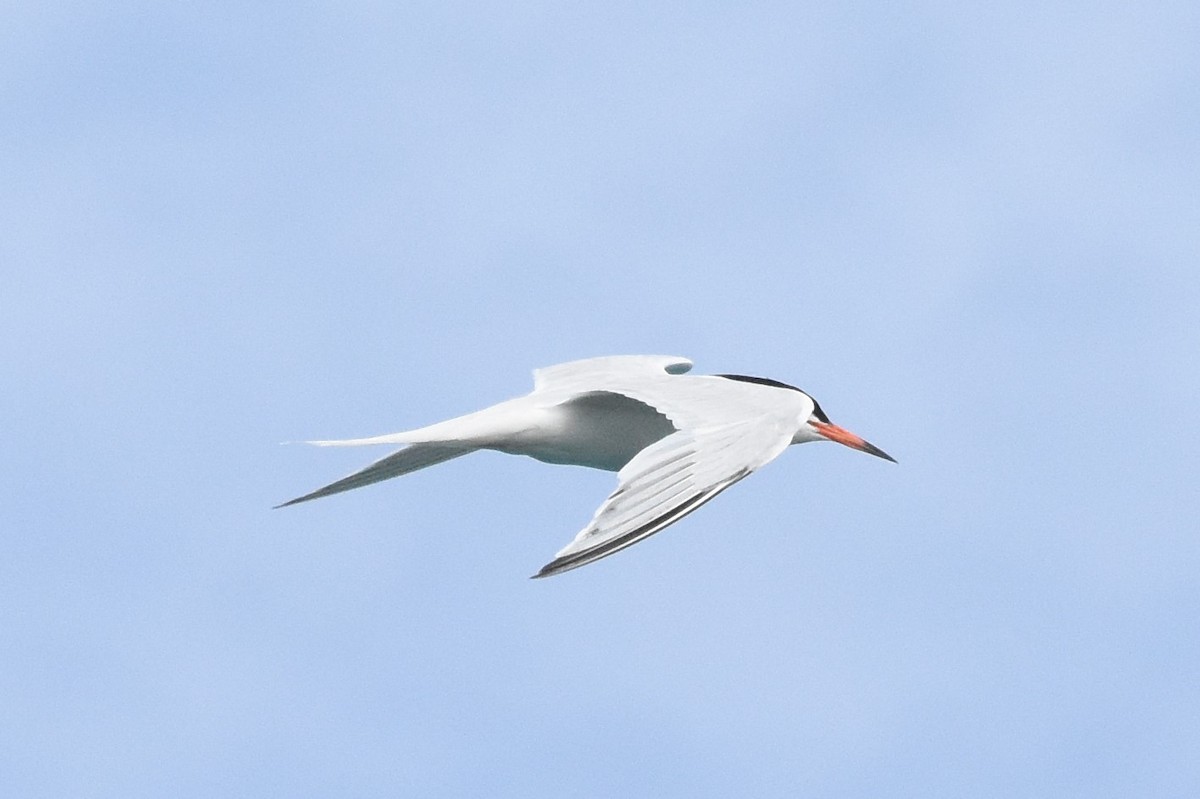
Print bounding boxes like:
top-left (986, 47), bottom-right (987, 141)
top-left (277, 399), bottom-right (534, 508)
top-left (275, 441), bottom-right (474, 508)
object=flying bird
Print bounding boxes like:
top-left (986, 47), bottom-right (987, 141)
top-left (277, 355), bottom-right (895, 577)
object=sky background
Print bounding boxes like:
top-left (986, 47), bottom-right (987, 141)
top-left (3, 2), bottom-right (1199, 796)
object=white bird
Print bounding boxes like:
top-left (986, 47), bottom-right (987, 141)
top-left (278, 355), bottom-right (895, 578)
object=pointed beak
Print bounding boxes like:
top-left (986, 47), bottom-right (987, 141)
top-left (810, 421), bottom-right (897, 463)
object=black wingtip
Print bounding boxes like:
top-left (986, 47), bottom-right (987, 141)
top-left (531, 562), bottom-right (562, 579)
top-left (532, 553), bottom-right (589, 578)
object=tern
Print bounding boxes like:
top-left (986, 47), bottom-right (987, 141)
top-left (278, 355), bottom-right (895, 577)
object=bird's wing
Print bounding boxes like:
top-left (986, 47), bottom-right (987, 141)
top-left (532, 355), bottom-right (692, 393)
top-left (534, 416), bottom-right (794, 577)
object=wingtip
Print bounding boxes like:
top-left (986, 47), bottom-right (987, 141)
top-left (531, 558), bottom-right (574, 579)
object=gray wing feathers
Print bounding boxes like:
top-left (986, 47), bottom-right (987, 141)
top-left (533, 419), bottom-right (792, 577)
top-left (532, 476), bottom-right (745, 578)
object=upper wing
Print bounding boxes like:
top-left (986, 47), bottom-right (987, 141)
top-left (535, 355), bottom-right (816, 437)
top-left (532, 355), bottom-right (692, 393)
top-left (533, 417), bottom-right (794, 578)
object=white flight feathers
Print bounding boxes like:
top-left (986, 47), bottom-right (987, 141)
top-left (278, 354), bottom-right (886, 578)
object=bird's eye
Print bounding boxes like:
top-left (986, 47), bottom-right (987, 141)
top-left (810, 400), bottom-right (830, 424)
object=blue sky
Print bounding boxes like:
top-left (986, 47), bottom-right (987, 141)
top-left (3, 2), bottom-right (1198, 796)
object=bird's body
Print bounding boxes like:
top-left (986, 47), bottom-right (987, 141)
top-left (278, 355), bottom-right (894, 577)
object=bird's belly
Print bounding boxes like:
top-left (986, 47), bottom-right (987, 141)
top-left (489, 392), bottom-right (676, 472)
top-left (514, 430), bottom-right (653, 471)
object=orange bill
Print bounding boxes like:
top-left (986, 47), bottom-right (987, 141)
top-left (810, 421), bottom-right (897, 463)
